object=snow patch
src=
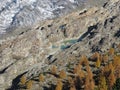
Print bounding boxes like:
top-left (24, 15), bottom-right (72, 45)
top-left (0, 0), bottom-right (84, 34)
top-left (69, 0), bottom-right (76, 3)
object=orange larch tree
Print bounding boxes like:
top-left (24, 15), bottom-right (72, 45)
top-left (39, 74), bottom-right (44, 82)
top-left (20, 75), bottom-right (27, 85)
top-left (59, 69), bottom-right (67, 79)
top-left (108, 71), bottom-right (116, 89)
top-left (55, 80), bottom-right (63, 90)
top-left (26, 80), bottom-right (33, 89)
top-left (51, 65), bottom-right (57, 74)
top-left (108, 48), bottom-right (115, 55)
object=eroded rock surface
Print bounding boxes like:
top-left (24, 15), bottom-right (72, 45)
top-left (0, 0), bottom-right (120, 89)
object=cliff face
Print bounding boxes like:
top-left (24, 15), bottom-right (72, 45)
top-left (0, 0), bottom-right (120, 89)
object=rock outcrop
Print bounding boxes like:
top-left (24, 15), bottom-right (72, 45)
top-left (0, 0), bottom-right (120, 89)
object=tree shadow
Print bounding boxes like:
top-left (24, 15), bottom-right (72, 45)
top-left (7, 71), bottom-right (28, 90)
top-left (46, 72), bottom-right (59, 78)
top-left (43, 84), bottom-right (56, 90)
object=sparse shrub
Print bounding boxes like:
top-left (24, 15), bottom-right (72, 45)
top-left (20, 75), bottom-right (27, 85)
top-left (26, 80), bottom-right (33, 89)
top-left (39, 74), bottom-right (44, 82)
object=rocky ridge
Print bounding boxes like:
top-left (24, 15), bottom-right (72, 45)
top-left (0, 0), bottom-right (120, 89)
top-left (0, 0), bottom-right (86, 34)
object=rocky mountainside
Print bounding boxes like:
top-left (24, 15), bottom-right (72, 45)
top-left (0, 0), bottom-right (107, 35)
top-left (0, 0), bottom-right (86, 34)
top-left (0, 0), bottom-right (120, 90)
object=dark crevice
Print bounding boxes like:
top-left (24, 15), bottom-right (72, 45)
top-left (48, 24), bottom-right (53, 27)
top-left (104, 19), bottom-right (108, 28)
top-left (91, 45), bottom-right (102, 53)
top-left (104, 16), bottom-right (117, 28)
top-left (78, 23), bottom-right (98, 42)
top-left (43, 84), bottom-right (56, 90)
top-left (0, 60), bottom-right (17, 74)
top-left (88, 31), bottom-right (97, 39)
top-left (114, 28), bottom-right (120, 37)
top-left (99, 37), bottom-right (105, 45)
top-left (79, 10), bottom-right (87, 15)
top-left (61, 45), bottom-right (71, 50)
top-left (103, 2), bottom-right (108, 8)
top-left (47, 55), bottom-right (53, 60)
top-left (59, 24), bottom-right (67, 37)
top-left (19, 31), bottom-right (24, 35)
top-left (109, 16), bottom-right (117, 23)
top-left (41, 27), bottom-right (45, 30)
top-left (49, 58), bottom-right (57, 65)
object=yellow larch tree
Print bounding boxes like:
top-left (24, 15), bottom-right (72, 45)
top-left (96, 58), bottom-right (101, 68)
top-left (98, 75), bottom-right (107, 90)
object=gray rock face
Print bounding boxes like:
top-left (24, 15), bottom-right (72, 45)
top-left (0, 0), bottom-right (119, 89)
top-left (0, 0), bottom-right (87, 34)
